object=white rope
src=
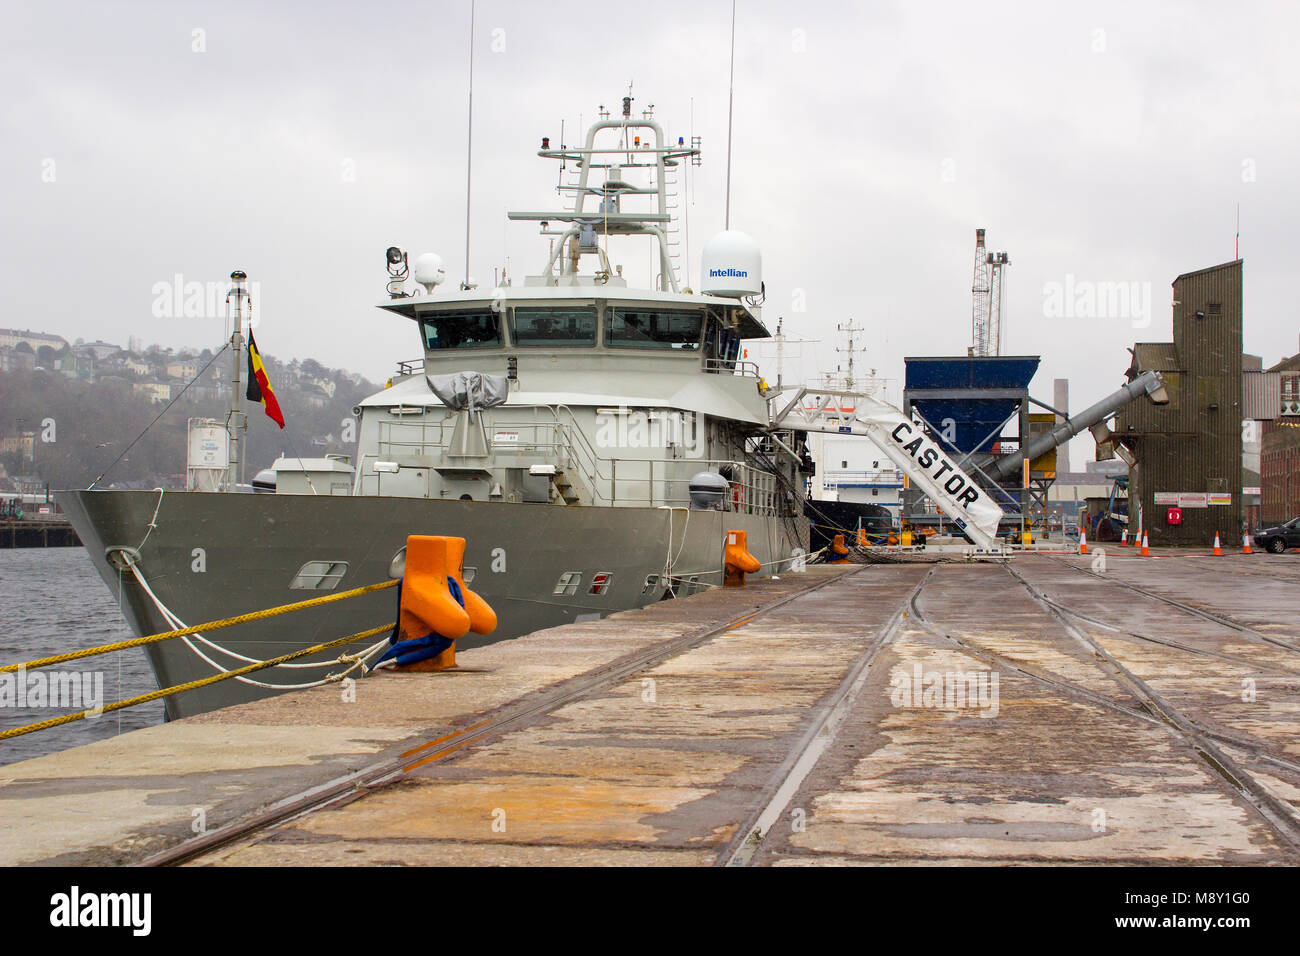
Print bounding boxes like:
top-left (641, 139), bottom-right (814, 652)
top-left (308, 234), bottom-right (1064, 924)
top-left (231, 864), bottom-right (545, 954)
top-left (134, 488), bottom-right (165, 552)
top-left (663, 544), bottom-right (826, 593)
top-left (128, 563), bottom-right (389, 689)
top-left (130, 563), bottom-right (352, 670)
top-left (663, 506), bottom-right (692, 580)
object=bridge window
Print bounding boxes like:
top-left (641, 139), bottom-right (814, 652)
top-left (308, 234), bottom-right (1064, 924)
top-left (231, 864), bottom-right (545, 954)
top-left (606, 308), bottom-right (702, 350)
top-left (419, 310), bottom-right (501, 350)
top-left (511, 307), bottom-right (597, 346)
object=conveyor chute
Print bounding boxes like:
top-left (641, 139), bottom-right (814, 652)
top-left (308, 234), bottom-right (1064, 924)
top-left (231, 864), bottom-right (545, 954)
top-left (985, 370), bottom-right (1167, 481)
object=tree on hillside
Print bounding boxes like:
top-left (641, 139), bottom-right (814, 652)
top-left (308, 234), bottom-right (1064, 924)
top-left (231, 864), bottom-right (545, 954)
top-left (0, 351), bottom-right (379, 489)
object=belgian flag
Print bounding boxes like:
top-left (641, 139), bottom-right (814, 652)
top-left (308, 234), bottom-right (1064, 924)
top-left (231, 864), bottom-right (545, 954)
top-left (245, 331), bottom-right (285, 429)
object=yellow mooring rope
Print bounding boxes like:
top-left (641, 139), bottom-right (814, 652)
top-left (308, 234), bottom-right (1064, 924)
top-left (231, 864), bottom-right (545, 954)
top-left (1, 578), bottom-right (398, 674)
top-left (0, 623), bottom-right (393, 741)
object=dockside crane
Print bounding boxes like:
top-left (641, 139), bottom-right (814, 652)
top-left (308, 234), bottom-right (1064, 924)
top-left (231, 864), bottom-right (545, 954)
top-left (970, 228), bottom-right (1010, 356)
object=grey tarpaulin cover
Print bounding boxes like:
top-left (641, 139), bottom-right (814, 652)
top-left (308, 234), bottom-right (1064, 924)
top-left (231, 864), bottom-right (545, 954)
top-left (427, 372), bottom-right (509, 411)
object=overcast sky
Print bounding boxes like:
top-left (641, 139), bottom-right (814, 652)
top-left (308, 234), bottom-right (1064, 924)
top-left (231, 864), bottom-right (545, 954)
top-left (4, 1), bottom-right (1297, 465)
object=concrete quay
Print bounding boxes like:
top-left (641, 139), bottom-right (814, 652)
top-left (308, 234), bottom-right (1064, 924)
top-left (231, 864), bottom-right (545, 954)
top-left (2, 551), bottom-right (1298, 867)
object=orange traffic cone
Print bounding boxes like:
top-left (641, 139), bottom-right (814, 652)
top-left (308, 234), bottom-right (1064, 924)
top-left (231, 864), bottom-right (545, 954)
top-left (1140, 531), bottom-right (1150, 557)
top-left (1079, 528), bottom-right (1088, 555)
top-left (1213, 532), bottom-right (1222, 556)
top-left (1119, 529), bottom-right (1128, 547)
top-left (1242, 532), bottom-right (1252, 555)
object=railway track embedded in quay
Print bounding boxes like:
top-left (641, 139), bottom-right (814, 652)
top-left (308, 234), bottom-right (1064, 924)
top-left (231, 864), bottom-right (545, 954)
top-left (142, 565), bottom-right (878, 866)
top-left (910, 560), bottom-right (1300, 857)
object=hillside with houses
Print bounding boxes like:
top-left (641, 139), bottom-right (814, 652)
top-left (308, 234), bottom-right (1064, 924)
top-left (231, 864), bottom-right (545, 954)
top-left (0, 328), bottom-right (380, 495)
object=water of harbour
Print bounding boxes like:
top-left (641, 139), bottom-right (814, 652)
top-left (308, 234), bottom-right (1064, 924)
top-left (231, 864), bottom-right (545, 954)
top-left (0, 548), bottom-right (162, 767)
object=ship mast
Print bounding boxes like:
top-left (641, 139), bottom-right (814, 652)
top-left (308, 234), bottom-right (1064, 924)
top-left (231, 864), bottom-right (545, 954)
top-left (226, 270), bottom-right (248, 492)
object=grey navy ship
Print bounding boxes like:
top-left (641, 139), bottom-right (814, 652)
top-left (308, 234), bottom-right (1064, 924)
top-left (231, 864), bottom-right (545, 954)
top-left (59, 97), bottom-right (816, 719)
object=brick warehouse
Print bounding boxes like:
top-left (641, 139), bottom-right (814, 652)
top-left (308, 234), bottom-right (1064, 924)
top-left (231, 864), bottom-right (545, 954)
top-left (1261, 350), bottom-right (1300, 523)
top-left (1117, 261), bottom-right (1244, 547)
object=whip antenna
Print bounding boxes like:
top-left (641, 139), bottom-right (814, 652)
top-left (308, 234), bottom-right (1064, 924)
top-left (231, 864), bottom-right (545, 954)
top-left (724, 0), bottom-right (736, 229)
top-left (462, 0), bottom-right (477, 289)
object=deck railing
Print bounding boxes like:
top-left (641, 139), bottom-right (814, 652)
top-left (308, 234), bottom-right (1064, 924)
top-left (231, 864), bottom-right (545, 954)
top-left (370, 406), bottom-right (781, 515)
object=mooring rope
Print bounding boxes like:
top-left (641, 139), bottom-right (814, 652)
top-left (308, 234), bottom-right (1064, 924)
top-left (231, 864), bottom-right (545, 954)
top-left (1, 579), bottom-right (398, 674)
top-left (127, 563), bottom-right (392, 689)
top-left (0, 624), bottom-right (393, 741)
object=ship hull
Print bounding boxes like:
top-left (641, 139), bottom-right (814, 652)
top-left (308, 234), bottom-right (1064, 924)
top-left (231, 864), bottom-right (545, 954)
top-left (58, 490), bottom-right (806, 719)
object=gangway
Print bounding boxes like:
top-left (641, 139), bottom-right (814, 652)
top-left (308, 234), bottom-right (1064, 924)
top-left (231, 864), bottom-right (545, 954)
top-left (769, 387), bottom-right (1004, 552)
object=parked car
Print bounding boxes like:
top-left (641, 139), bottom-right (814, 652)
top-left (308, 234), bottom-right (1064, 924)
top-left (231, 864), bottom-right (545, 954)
top-left (1254, 517), bottom-right (1300, 554)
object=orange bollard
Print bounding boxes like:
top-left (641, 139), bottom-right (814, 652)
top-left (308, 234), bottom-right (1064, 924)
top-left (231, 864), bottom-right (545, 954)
top-left (723, 529), bottom-right (762, 587)
top-left (1140, 531), bottom-right (1150, 557)
top-left (1242, 532), bottom-right (1252, 555)
top-left (444, 536), bottom-right (498, 636)
top-left (1212, 532), bottom-right (1222, 556)
top-left (382, 535), bottom-right (496, 671)
top-left (856, 527), bottom-right (868, 547)
top-left (829, 533), bottom-right (852, 564)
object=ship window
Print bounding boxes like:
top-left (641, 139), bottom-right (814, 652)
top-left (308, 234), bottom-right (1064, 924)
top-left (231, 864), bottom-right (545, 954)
top-left (289, 560), bottom-right (349, 590)
top-left (511, 307), bottom-right (597, 346)
top-left (419, 310), bottom-right (501, 350)
top-left (553, 571), bottom-right (581, 595)
top-left (641, 573), bottom-right (659, 594)
top-left (589, 572), bottom-right (613, 595)
top-left (606, 308), bottom-right (702, 350)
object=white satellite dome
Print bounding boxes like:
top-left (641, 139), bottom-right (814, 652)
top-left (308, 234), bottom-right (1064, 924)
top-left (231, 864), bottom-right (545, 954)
top-left (412, 253), bottom-right (446, 292)
top-left (700, 230), bottom-right (762, 298)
